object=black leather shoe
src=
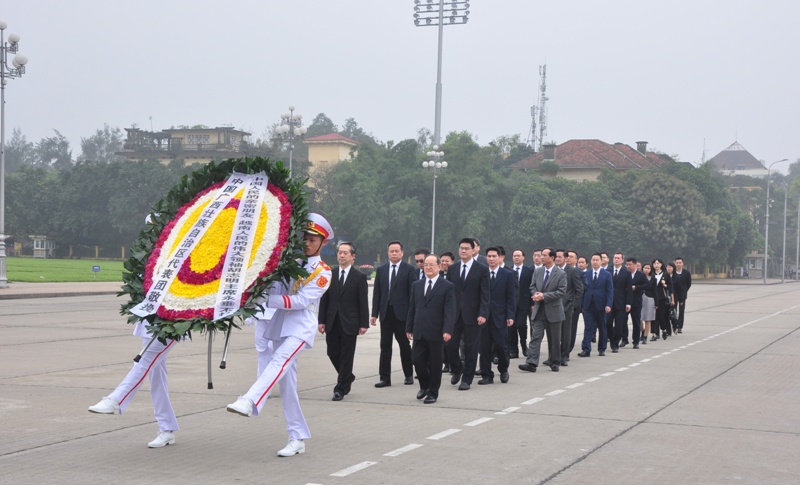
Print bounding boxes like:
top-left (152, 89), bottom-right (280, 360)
top-left (577, 351), bottom-right (590, 357)
top-left (416, 388), bottom-right (428, 400)
top-left (442, 364), bottom-right (450, 372)
top-left (450, 372), bottom-right (462, 385)
top-left (549, 364), bottom-right (559, 372)
top-left (620, 341), bottom-right (628, 348)
top-left (508, 351), bottom-right (519, 359)
top-left (404, 376), bottom-right (414, 385)
top-left (332, 391), bottom-right (343, 401)
top-left (650, 335), bottom-right (658, 341)
top-left (478, 377), bottom-right (494, 385)
top-left (518, 363), bottom-right (537, 372)
top-left (560, 361), bottom-right (568, 367)
top-left (677, 329), bottom-right (682, 334)
top-left (592, 337), bottom-right (597, 343)
top-left (612, 348), bottom-right (619, 353)
top-left (542, 360), bottom-right (552, 366)
top-left (521, 346), bottom-right (528, 357)
top-left (633, 344), bottom-right (639, 349)
top-left (500, 372), bottom-right (509, 383)
top-left (458, 382), bottom-right (470, 391)
top-left (599, 351), bottom-right (606, 356)
top-left (423, 395), bottom-right (437, 404)
top-left (374, 380), bottom-right (391, 388)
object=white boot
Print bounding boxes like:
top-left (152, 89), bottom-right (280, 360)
top-left (226, 396), bottom-right (254, 417)
top-left (148, 431), bottom-right (176, 448)
top-left (88, 397), bottom-right (120, 414)
top-left (277, 439), bottom-right (305, 457)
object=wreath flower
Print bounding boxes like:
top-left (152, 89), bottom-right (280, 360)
top-left (119, 157), bottom-right (309, 342)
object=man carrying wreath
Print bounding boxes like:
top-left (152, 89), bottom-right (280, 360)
top-left (227, 213), bottom-right (333, 458)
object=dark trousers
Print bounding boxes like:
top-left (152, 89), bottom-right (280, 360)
top-left (629, 305), bottom-right (642, 345)
top-left (560, 305), bottom-right (574, 363)
top-left (654, 300), bottom-right (671, 336)
top-left (609, 308), bottom-right (628, 349)
top-left (569, 307), bottom-right (581, 353)
top-left (676, 300), bottom-right (686, 329)
top-left (447, 316), bottom-right (481, 385)
top-left (379, 306), bottom-right (413, 382)
top-left (479, 321), bottom-right (509, 378)
top-left (508, 307), bottom-right (529, 355)
top-left (582, 306), bottom-right (608, 354)
top-left (412, 338), bottom-right (443, 398)
top-left (326, 317), bottom-right (357, 394)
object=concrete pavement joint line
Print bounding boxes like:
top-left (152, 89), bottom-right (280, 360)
top-left (383, 444), bottom-right (423, 457)
top-left (545, 389), bottom-right (565, 396)
top-left (330, 461), bottom-right (378, 477)
top-left (426, 429), bottom-right (460, 440)
top-left (465, 417), bottom-right (493, 426)
top-left (537, 302), bottom-right (800, 485)
top-left (522, 397), bottom-right (545, 405)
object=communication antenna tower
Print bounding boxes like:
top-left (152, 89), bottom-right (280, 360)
top-left (526, 64), bottom-right (549, 152)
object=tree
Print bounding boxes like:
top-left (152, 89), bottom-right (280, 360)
top-left (78, 123), bottom-right (124, 163)
top-left (5, 128), bottom-right (36, 172)
top-left (305, 113), bottom-right (338, 139)
top-left (34, 130), bottom-right (73, 170)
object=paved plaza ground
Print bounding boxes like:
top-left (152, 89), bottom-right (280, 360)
top-left (1, 280), bottom-right (798, 484)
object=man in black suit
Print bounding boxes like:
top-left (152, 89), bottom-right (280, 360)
top-left (478, 247), bottom-right (516, 385)
top-left (568, 251), bottom-right (585, 353)
top-left (472, 238), bottom-right (488, 266)
top-left (509, 249), bottom-right (533, 358)
top-left (446, 238), bottom-right (490, 390)
top-left (673, 257), bottom-right (692, 333)
top-left (556, 249), bottom-right (583, 366)
top-left (626, 257), bottom-right (648, 349)
top-left (318, 242), bottom-right (369, 401)
top-left (413, 248), bottom-right (431, 280)
top-left (520, 248), bottom-right (567, 372)
top-left (406, 254), bottom-right (456, 404)
top-left (578, 253), bottom-right (613, 357)
top-left (370, 241), bottom-right (416, 387)
top-left (608, 252), bottom-right (632, 352)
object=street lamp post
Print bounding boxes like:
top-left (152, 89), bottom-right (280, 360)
top-left (796, 195), bottom-right (799, 281)
top-left (763, 158), bottom-right (788, 284)
top-left (413, 0), bottom-right (469, 146)
top-left (0, 21), bottom-right (29, 289)
top-left (782, 185), bottom-right (787, 283)
top-left (276, 106), bottom-right (307, 178)
top-left (422, 147), bottom-right (446, 252)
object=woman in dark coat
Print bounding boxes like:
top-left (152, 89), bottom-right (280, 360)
top-left (650, 258), bottom-right (674, 341)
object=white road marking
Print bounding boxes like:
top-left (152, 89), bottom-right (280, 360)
top-left (566, 382), bottom-right (585, 389)
top-left (426, 429), bottom-right (460, 440)
top-left (545, 389), bottom-right (565, 396)
top-left (495, 406), bottom-right (521, 415)
top-left (522, 397), bottom-right (545, 405)
top-left (584, 377), bottom-right (602, 382)
top-left (628, 362), bottom-right (641, 367)
top-left (383, 444), bottom-right (423, 457)
top-left (330, 461), bottom-right (378, 477)
top-left (600, 372), bottom-right (616, 377)
top-left (465, 417), bottom-right (493, 427)
top-left (615, 367), bottom-right (629, 372)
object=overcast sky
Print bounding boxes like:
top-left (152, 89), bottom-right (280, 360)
top-left (2, 0), bottom-right (798, 172)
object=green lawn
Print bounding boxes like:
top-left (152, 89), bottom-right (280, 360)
top-left (6, 257), bottom-right (126, 282)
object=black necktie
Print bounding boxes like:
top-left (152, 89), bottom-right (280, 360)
top-left (426, 279), bottom-right (432, 296)
top-left (389, 265), bottom-right (396, 294)
top-left (460, 264), bottom-right (466, 283)
top-left (515, 267), bottom-right (520, 280)
top-left (491, 270), bottom-right (496, 286)
top-left (614, 268), bottom-right (618, 277)
top-left (593, 271), bottom-right (597, 283)
top-left (543, 269), bottom-right (550, 288)
top-left (340, 270), bottom-right (345, 287)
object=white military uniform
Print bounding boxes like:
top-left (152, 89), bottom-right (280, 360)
top-left (244, 255), bottom-right (331, 440)
top-left (106, 320), bottom-right (179, 432)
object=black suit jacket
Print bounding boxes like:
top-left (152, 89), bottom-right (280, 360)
top-left (319, 267), bottom-right (369, 336)
top-left (487, 266), bottom-right (516, 327)
top-left (609, 266), bottom-right (632, 310)
top-left (629, 270), bottom-right (649, 309)
top-left (582, 268), bottom-right (613, 311)
top-left (371, 261), bottom-right (415, 321)
top-left (446, 260), bottom-right (490, 325)
top-left (513, 265), bottom-right (534, 312)
top-left (561, 264), bottom-right (584, 314)
top-left (673, 270), bottom-right (692, 301)
top-left (406, 277), bottom-right (456, 341)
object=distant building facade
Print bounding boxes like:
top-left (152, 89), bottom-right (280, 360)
top-left (511, 139), bottom-right (673, 181)
top-left (303, 133), bottom-right (359, 183)
top-left (708, 141), bottom-right (767, 178)
top-left (117, 126), bottom-right (251, 165)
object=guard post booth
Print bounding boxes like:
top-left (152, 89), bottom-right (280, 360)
top-left (30, 235), bottom-right (56, 259)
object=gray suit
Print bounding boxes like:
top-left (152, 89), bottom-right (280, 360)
top-left (526, 265), bottom-right (567, 368)
top-left (559, 264), bottom-right (584, 363)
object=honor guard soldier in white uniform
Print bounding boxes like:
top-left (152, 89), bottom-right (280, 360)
top-left (88, 214), bottom-right (179, 449)
top-left (227, 213), bottom-right (333, 457)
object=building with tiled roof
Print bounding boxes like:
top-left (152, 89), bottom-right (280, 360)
top-left (708, 141), bottom-right (767, 177)
top-left (511, 139), bottom-right (673, 181)
top-left (303, 133), bottom-right (360, 186)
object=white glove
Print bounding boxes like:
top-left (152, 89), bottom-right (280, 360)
top-left (243, 316), bottom-right (257, 327)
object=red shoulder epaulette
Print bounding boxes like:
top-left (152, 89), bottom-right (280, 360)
top-left (318, 260), bottom-right (330, 270)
